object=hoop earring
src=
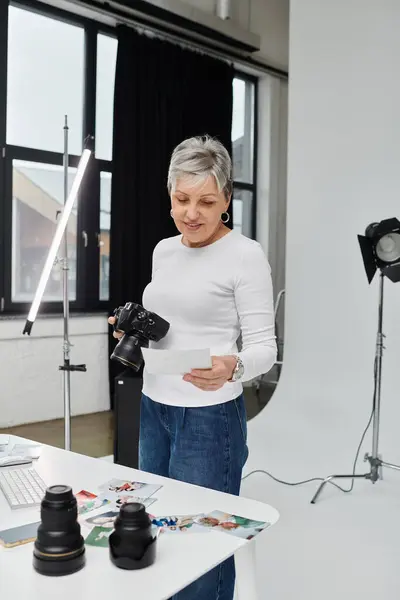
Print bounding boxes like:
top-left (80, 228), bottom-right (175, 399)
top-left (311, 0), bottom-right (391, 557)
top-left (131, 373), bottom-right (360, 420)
top-left (221, 212), bottom-right (230, 224)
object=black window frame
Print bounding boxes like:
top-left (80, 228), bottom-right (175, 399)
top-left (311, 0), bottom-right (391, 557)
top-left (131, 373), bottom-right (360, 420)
top-left (0, 0), bottom-right (115, 315)
top-left (232, 71), bottom-right (258, 240)
top-left (0, 1), bottom-right (258, 316)
top-left (233, 70), bottom-right (258, 239)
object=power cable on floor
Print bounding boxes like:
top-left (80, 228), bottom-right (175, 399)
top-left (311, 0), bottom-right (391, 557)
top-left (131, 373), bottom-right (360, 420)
top-left (242, 359), bottom-right (377, 497)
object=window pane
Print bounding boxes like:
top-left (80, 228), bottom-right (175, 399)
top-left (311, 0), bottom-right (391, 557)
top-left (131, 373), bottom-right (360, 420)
top-left (96, 34), bottom-right (118, 160)
top-left (12, 160), bottom-right (78, 302)
top-left (99, 172), bottom-right (111, 300)
top-left (232, 78), bottom-right (255, 183)
top-left (7, 6), bottom-right (84, 154)
top-left (233, 188), bottom-right (253, 239)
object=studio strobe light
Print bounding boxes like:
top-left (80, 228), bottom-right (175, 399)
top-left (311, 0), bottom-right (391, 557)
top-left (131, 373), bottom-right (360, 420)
top-left (312, 217), bottom-right (400, 503)
top-left (358, 218), bottom-right (400, 283)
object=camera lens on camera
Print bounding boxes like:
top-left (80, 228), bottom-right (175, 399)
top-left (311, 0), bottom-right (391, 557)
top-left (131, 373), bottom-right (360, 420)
top-left (109, 502), bottom-right (157, 570)
top-left (111, 335), bottom-right (145, 371)
top-left (110, 303), bottom-right (170, 371)
top-left (33, 485), bottom-right (85, 577)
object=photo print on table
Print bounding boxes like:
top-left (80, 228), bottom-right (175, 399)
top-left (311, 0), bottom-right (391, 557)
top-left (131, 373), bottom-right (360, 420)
top-left (84, 526), bottom-right (113, 548)
top-left (75, 490), bottom-right (111, 516)
top-left (99, 479), bottom-right (162, 505)
top-left (98, 478), bottom-right (161, 500)
top-left (150, 514), bottom-right (208, 534)
top-left (96, 492), bottom-right (158, 511)
top-left (195, 510), bottom-right (271, 540)
top-left (83, 510), bottom-right (119, 529)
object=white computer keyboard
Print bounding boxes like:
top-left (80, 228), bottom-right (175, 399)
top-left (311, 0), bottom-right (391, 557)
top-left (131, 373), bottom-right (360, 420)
top-left (0, 467), bottom-right (47, 509)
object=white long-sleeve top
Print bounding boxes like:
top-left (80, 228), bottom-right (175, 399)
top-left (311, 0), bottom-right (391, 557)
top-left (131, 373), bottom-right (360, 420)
top-left (142, 229), bottom-right (277, 407)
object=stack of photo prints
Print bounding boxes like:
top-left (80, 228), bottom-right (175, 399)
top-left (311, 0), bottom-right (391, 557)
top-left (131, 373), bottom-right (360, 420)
top-left (78, 477), bottom-right (161, 548)
top-left (78, 478), bottom-right (271, 548)
top-left (0, 476), bottom-right (271, 549)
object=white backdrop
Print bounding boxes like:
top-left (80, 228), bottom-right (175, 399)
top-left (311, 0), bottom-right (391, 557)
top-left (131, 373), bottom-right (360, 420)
top-left (240, 1), bottom-right (400, 598)
top-left (247, 0), bottom-right (400, 482)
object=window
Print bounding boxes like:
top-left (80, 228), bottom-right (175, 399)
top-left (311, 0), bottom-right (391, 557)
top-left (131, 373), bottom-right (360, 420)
top-left (95, 33), bottom-right (118, 161)
top-left (12, 160), bottom-right (78, 302)
top-left (231, 75), bottom-right (257, 238)
top-left (99, 172), bottom-right (111, 301)
top-left (7, 6), bottom-right (84, 155)
top-left (0, 3), bottom-right (259, 314)
top-left (0, 2), bottom-right (115, 313)
top-left (232, 189), bottom-right (253, 239)
top-left (95, 32), bottom-right (117, 303)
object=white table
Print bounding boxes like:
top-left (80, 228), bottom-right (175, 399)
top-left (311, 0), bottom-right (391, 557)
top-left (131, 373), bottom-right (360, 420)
top-left (0, 436), bottom-right (279, 600)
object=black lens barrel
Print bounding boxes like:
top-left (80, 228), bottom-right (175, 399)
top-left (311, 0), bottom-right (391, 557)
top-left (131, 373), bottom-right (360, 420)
top-left (109, 502), bottom-right (157, 570)
top-left (110, 335), bottom-right (144, 371)
top-left (33, 485), bottom-right (85, 577)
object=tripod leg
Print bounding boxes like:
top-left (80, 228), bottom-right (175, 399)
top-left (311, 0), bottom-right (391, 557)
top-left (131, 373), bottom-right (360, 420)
top-left (311, 473), bottom-right (370, 504)
top-left (311, 475), bottom-right (336, 504)
top-left (380, 460), bottom-right (400, 472)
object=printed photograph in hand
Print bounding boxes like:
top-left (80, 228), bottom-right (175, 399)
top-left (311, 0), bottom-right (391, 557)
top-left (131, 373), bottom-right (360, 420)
top-left (195, 510), bottom-right (271, 540)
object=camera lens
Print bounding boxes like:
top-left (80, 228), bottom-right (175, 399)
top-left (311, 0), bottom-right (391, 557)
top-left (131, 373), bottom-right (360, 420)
top-left (109, 502), bottom-right (157, 570)
top-left (111, 335), bottom-right (146, 371)
top-left (33, 485), bottom-right (85, 577)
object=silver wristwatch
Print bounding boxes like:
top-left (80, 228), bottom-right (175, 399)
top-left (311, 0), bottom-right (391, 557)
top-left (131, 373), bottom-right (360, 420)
top-left (230, 356), bottom-right (244, 382)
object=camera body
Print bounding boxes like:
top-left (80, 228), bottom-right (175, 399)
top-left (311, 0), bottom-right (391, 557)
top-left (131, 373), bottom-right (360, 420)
top-left (110, 302), bottom-right (170, 371)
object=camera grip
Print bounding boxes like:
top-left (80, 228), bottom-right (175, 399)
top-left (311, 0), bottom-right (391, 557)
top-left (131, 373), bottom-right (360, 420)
top-left (112, 308), bottom-right (122, 334)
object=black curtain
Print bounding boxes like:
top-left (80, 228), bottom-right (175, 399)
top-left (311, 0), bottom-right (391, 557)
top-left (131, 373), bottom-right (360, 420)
top-left (108, 26), bottom-right (234, 402)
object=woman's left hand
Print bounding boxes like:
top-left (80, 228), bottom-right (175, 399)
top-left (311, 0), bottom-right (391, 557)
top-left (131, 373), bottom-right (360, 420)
top-left (183, 356), bottom-right (237, 391)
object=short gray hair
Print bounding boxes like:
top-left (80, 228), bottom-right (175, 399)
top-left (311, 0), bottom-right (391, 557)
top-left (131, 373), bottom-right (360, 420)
top-left (167, 135), bottom-right (232, 199)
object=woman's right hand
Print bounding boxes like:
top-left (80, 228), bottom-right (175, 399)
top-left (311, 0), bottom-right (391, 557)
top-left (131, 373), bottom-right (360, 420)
top-left (108, 316), bottom-right (124, 340)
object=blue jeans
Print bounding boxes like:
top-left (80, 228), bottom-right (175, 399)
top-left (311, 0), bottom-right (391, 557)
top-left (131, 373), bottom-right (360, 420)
top-left (139, 393), bottom-right (248, 600)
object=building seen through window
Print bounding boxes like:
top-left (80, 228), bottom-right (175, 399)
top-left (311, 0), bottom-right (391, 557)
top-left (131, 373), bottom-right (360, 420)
top-left (12, 161), bottom-right (78, 302)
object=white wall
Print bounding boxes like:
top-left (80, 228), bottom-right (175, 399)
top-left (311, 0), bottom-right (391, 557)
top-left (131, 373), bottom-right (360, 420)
top-left (181, 0), bottom-right (289, 70)
top-left (257, 75), bottom-right (288, 323)
top-left (247, 0), bottom-right (400, 487)
top-left (0, 316), bottom-right (109, 427)
top-left (0, 0), bottom-right (289, 427)
top-left (242, 2), bottom-right (400, 598)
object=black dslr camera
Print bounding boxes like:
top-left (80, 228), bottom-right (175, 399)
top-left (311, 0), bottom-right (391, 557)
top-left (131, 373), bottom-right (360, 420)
top-left (110, 302), bottom-right (170, 371)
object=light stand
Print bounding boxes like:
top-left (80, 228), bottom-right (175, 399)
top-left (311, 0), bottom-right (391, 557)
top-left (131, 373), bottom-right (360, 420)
top-left (23, 117), bottom-right (93, 451)
top-left (60, 116), bottom-right (87, 451)
top-left (311, 218), bottom-right (400, 503)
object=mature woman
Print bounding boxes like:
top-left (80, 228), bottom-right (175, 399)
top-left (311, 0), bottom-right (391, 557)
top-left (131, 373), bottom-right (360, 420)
top-left (109, 135), bottom-right (276, 600)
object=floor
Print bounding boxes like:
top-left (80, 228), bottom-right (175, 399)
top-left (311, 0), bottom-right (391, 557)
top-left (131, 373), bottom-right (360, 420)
top-left (0, 381), bottom-right (275, 458)
top-left (0, 411), bottom-right (115, 458)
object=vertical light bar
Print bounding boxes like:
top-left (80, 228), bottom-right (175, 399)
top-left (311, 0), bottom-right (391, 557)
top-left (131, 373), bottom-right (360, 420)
top-left (23, 148), bottom-right (91, 335)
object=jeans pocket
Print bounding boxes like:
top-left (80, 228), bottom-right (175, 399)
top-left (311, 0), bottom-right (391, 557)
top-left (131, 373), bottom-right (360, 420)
top-left (233, 396), bottom-right (249, 468)
top-left (233, 396), bottom-right (247, 443)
